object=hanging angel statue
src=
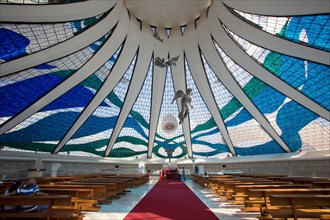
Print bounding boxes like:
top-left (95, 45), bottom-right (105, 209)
top-left (153, 32), bottom-right (164, 44)
top-left (155, 55), bottom-right (180, 68)
top-left (165, 55), bottom-right (180, 66)
top-left (171, 88), bottom-right (193, 124)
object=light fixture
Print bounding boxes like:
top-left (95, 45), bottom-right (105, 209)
top-left (161, 114), bottom-right (178, 134)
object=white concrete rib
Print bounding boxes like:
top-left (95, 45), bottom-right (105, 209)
top-left (0, 3), bottom-right (127, 136)
top-left (222, 0), bottom-right (330, 16)
top-left (197, 12), bottom-right (291, 153)
top-left (53, 8), bottom-right (135, 154)
top-left (147, 28), bottom-right (168, 158)
top-left (0, 0), bottom-right (116, 23)
top-left (216, 0), bottom-right (330, 66)
top-left (183, 22), bottom-right (237, 156)
top-left (209, 2), bottom-right (330, 121)
top-left (0, 1), bottom-right (122, 77)
top-left (104, 21), bottom-right (154, 157)
top-left (168, 27), bottom-right (193, 158)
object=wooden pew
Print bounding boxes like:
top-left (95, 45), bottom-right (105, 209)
top-left (238, 174), bottom-right (288, 179)
top-left (71, 178), bottom-right (130, 194)
top-left (235, 184), bottom-right (313, 197)
top-left (0, 184), bottom-right (8, 193)
top-left (0, 195), bottom-right (79, 220)
top-left (105, 174), bottom-right (149, 187)
top-left (69, 175), bottom-right (147, 198)
top-left (313, 181), bottom-right (330, 189)
top-left (243, 188), bottom-right (330, 213)
top-left (39, 183), bottom-right (111, 210)
top-left (191, 174), bottom-right (238, 188)
top-left (191, 176), bottom-right (228, 189)
top-left (271, 176), bottom-right (330, 185)
top-left (73, 176), bottom-right (140, 189)
top-left (204, 177), bottom-right (271, 194)
top-left (1, 180), bottom-right (99, 211)
top-left (40, 188), bottom-right (99, 211)
top-left (220, 181), bottom-right (292, 198)
top-left (261, 194), bottom-right (330, 220)
top-left (71, 174), bottom-right (148, 189)
top-left (1, 173), bottom-right (148, 214)
top-left (125, 174), bottom-right (149, 186)
top-left (1, 177), bottom-right (75, 186)
top-left (63, 182), bottom-right (123, 199)
top-left (34, 176), bottom-right (76, 184)
top-left (230, 184), bottom-right (313, 205)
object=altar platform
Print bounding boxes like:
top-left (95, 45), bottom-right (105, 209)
top-left (159, 164), bottom-right (181, 180)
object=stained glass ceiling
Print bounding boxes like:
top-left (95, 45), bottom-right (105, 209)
top-left (0, 0), bottom-right (329, 159)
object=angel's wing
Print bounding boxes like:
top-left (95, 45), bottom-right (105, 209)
top-left (171, 55), bottom-right (180, 62)
top-left (155, 57), bottom-right (162, 63)
top-left (154, 32), bottom-right (164, 44)
top-left (155, 57), bottom-right (166, 68)
top-left (171, 90), bottom-right (184, 104)
top-left (153, 32), bottom-right (160, 38)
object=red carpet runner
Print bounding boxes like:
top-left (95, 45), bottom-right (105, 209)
top-left (124, 180), bottom-right (219, 220)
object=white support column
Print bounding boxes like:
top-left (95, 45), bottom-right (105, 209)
top-left (104, 21), bottom-right (154, 157)
top-left (52, 11), bottom-right (137, 154)
top-left (147, 28), bottom-right (168, 158)
top-left (0, 6), bottom-right (128, 136)
top-left (208, 2), bottom-right (330, 121)
top-left (0, 0), bottom-right (116, 23)
top-left (182, 22), bottom-right (237, 156)
top-left (222, 0), bottom-right (330, 16)
top-left (168, 27), bottom-right (193, 158)
top-left (0, 1), bottom-right (123, 77)
top-left (197, 11), bottom-right (291, 153)
top-left (215, 1), bottom-right (329, 66)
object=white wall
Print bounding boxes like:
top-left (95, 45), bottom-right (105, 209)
top-left (0, 150), bottom-right (329, 179)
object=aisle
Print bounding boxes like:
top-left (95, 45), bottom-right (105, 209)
top-left (124, 180), bottom-right (218, 220)
top-left (83, 179), bottom-right (258, 220)
top-left (84, 180), bottom-right (157, 220)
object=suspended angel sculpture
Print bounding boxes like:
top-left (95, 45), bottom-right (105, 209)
top-left (171, 88), bottom-right (193, 124)
top-left (153, 32), bottom-right (164, 44)
top-left (155, 55), bottom-right (180, 68)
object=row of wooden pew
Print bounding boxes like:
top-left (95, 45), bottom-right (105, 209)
top-left (192, 173), bottom-right (330, 220)
top-left (0, 173), bottom-right (149, 220)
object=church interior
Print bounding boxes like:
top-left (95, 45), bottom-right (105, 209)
top-left (0, 0), bottom-right (329, 219)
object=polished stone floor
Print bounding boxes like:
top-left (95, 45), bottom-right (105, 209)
top-left (83, 177), bottom-right (259, 220)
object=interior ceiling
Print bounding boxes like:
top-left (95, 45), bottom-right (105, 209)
top-left (0, 0), bottom-right (329, 160)
top-left (124, 0), bottom-right (212, 27)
